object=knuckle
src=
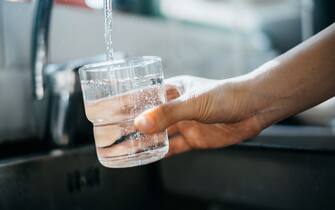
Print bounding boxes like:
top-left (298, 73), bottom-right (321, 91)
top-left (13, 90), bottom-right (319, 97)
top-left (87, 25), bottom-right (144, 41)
top-left (181, 123), bottom-right (207, 149)
top-left (156, 103), bottom-right (174, 126)
top-left (186, 124), bottom-right (199, 137)
top-left (248, 118), bottom-right (263, 136)
top-left (239, 116), bottom-right (263, 140)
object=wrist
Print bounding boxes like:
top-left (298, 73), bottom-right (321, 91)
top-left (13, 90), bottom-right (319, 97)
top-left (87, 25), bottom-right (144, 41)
top-left (241, 70), bottom-right (293, 129)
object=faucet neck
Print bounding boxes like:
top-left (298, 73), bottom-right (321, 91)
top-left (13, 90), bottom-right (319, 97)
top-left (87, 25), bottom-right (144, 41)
top-left (31, 0), bottom-right (53, 100)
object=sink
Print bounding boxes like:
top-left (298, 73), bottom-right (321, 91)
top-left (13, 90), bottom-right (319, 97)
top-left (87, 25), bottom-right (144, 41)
top-left (0, 145), bottom-right (230, 210)
top-left (0, 145), bottom-right (162, 210)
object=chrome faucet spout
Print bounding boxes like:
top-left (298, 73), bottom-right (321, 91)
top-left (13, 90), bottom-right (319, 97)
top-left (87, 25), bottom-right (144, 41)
top-left (29, 0), bottom-right (105, 146)
top-left (31, 0), bottom-right (53, 100)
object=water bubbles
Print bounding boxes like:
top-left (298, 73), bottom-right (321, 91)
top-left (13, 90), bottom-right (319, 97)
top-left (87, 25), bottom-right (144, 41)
top-left (81, 79), bottom-right (115, 101)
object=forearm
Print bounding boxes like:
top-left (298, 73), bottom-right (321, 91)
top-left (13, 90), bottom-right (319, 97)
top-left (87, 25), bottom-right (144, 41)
top-left (245, 23), bottom-right (335, 128)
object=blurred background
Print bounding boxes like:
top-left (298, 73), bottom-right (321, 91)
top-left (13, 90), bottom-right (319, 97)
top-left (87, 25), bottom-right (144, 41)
top-left (0, 0), bottom-right (334, 209)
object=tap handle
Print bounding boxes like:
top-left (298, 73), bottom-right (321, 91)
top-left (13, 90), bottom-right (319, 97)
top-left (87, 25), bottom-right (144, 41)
top-left (31, 0), bottom-right (53, 100)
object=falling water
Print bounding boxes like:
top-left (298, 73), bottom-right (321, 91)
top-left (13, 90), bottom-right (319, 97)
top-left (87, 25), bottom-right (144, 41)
top-left (104, 0), bottom-right (113, 60)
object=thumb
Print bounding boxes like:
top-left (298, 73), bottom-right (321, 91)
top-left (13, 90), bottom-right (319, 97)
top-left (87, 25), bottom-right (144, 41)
top-left (134, 98), bottom-right (196, 134)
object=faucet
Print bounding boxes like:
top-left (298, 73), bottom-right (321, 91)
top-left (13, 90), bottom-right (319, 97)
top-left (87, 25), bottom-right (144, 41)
top-left (30, 0), bottom-right (105, 146)
top-left (31, 0), bottom-right (53, 100)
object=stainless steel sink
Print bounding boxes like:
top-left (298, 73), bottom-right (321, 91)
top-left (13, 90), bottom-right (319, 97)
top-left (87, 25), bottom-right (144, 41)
top-left (0, 145), bottom-right (245, 210)
top-left (0, 145), bottom-right (162, 210)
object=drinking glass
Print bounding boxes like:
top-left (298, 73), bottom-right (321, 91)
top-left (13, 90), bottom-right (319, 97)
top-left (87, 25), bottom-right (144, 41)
top-left (79, 56), bottom-right (169, 168)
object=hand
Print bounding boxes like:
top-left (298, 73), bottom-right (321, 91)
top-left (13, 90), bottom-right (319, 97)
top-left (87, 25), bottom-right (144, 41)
top-left (134, 75), bottom-right (263, 156)
top-left (166, 119), bottom-right (261, 157)
top-left (138, 24), bottom-right (335, 156)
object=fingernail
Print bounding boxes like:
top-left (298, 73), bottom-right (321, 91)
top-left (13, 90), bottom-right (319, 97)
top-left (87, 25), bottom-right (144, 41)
top-left (134, 114), bottom-right (155, 132)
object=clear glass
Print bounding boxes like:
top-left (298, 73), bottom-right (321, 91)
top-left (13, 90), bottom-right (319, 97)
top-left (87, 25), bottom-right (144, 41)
top-left (79, 56), bottom-right (169, 168)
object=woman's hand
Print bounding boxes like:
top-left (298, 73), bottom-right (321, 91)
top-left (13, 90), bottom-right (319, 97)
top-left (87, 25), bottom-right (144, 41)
top-left (166, 119), bottom-right (261, 157)
top-left (135, 76), bottom-right (263, 156)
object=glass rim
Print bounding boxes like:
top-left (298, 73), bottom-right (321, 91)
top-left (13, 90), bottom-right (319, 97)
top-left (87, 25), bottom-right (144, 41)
top-left (79, 56), bottom-right (162, 73)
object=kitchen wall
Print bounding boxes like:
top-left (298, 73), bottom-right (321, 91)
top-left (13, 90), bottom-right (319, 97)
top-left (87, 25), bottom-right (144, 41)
top-left (1, 1), bottom-right (33, 70)
top-left (0, 2), bottom-right (35, 142)
top-left (50, 6), bottom-right (275, 78)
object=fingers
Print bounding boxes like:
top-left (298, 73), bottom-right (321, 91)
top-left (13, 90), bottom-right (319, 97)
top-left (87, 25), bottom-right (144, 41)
top-left (166, 135), bottom-right (192, 157)
top-left (134, 75), bottom-right (217, 134)
top-left (150, 84), bottom-right (181, 137)
top-left (165, 78), bottom-right (185, 101)
top-left (134, 98), bottom-right (195, 134)
top-left (93, 124), bottom-right (123, 147)
top-left (165, 79), bottom-right (185, 95)
top-left (166, 85), bottom-right (181, 101)
top-left (167, 124), bottom-right (179, 136)
top-left (87, 85), bottom-right (166, 124)
top-left (164, 117), bottom-right (262, 158)
top-left (133, 81), bottom-right (184, 134)
top-left (85, 91), bottom-right (136, 123)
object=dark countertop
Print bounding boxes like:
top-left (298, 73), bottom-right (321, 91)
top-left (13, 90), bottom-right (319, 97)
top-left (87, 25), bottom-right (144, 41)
top-left (161, 126), bottom-right (335, 209)
top-left (159, 125), bottom-right (335, 209)
top-left (242, 125), bottom-right (335, 151)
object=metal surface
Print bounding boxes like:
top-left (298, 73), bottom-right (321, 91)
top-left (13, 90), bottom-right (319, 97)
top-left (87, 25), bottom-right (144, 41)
top-left (161, 146), bottom-right (335, 209)
top-left (161, 126), bottom-right (335, 209)
top-left (0, 145), bottom-right (162, 210)
top-left (297, 97), bottom-right (335, 126)
top-left (242, 125), bottom-right (335, 151)
top-left (45, 55), bottom-right (105, 146)
top-left (31, 0), bottom-right (53, 100)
